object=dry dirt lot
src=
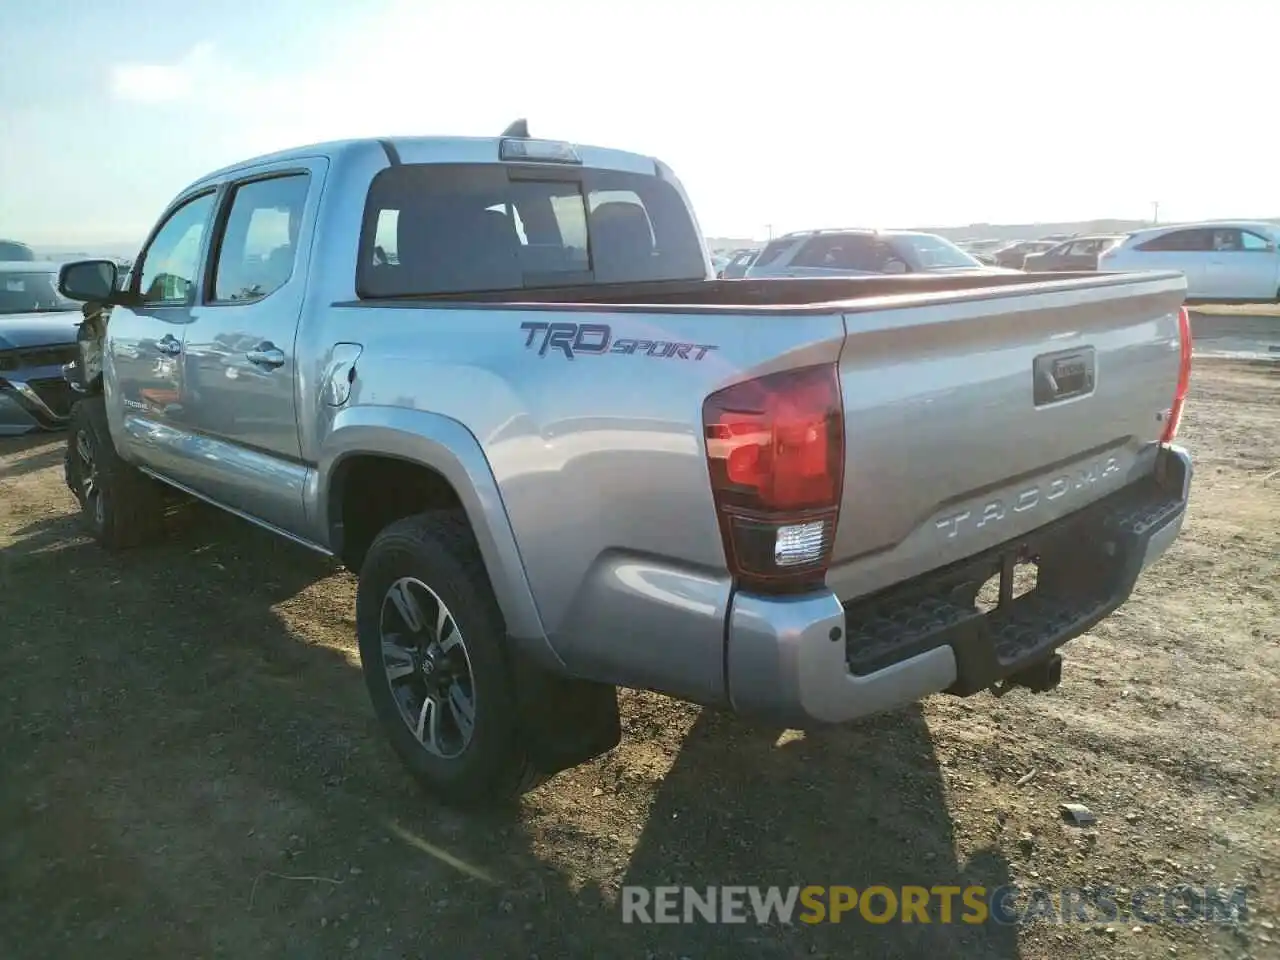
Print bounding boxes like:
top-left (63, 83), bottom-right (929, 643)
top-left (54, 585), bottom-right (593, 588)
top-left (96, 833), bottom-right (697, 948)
top-left (1, 360), bottom-right (1276, 960)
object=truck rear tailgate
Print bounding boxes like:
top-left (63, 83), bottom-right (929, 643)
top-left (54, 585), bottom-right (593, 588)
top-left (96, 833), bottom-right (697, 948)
top-left (827, 272), bottom-right (1186, 602)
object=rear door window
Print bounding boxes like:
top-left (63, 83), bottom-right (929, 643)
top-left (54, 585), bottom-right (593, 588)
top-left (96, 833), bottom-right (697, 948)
top-left (358, 163), bottom-right (705, 297)
top-left (1135, 229), bottom-right (1214, 253)
top-left (210, 173), bottom-right (310, 302)
top-left (1210, 229), bottom-right (1243, 252)
top-left (791, 234), bottom-right (890, 272)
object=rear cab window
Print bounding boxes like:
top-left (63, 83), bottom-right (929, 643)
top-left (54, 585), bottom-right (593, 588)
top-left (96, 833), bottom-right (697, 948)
top-left (358, 163), bottom-right (706, 297)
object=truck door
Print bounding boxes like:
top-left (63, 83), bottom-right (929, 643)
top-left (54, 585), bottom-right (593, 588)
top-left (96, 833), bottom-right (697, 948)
top-left (1210, 228), bottom-right (1279, 300)
top-left (168, 159), bottom-right (326, 535)
top-left (106, 190), bottom-right (218, 477)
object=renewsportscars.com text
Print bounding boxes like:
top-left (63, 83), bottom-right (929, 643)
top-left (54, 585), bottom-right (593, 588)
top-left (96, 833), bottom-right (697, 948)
top-left (621, 884), bottom-right (1250, 926)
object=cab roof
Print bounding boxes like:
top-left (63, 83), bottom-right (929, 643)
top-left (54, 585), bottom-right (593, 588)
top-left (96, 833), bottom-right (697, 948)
top-left (181, 134), bottom-right (662, 195)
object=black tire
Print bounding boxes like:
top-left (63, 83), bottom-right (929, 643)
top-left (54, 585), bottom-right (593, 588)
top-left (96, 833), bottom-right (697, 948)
top-left (65, 396), bottom-right (166, 549)
top-left (356, 510), bottom-right (544, 806)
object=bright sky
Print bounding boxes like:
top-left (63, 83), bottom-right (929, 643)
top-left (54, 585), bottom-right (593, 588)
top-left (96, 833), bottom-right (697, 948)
top-left (1, 0), bottom-right (1274, 247)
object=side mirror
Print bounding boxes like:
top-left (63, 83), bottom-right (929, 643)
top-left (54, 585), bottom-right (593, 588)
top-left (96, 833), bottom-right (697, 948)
top-left (58, 259), bottom-right (119, 302)
top-left (882, 259), bottom-right (908, 275)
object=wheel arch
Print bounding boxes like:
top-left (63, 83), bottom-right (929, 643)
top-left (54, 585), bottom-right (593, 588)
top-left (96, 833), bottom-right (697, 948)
top-left (315, 406), bottom-right (558, 668)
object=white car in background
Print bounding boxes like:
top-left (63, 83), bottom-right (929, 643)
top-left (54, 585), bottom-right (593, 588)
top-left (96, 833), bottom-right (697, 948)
top-left (745, 228), bottom-right (1019, 279)
top-left (1099, 220), bottom-right (1280, 302)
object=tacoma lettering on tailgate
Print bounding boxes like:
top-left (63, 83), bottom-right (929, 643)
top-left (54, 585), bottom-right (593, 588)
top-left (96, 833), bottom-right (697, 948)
top-left (935, 456), bottom-right (1122, 540)
top-left (520, 321), bottom-right (718, 361)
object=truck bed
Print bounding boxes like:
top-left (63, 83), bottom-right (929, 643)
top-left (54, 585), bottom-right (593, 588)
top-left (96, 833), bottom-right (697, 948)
top-left (355, 269), bottom-right (1147, 309)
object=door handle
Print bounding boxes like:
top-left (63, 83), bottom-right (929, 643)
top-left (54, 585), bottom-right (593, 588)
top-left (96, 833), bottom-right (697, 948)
top-left (157, 335), bottom-right (181, 356)
top-left (246, 344), bottom-right (286, 369)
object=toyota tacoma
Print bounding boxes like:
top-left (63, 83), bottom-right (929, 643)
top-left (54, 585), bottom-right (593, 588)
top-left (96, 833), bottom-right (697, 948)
top-left (54, 124), bottom-right (1194, 805)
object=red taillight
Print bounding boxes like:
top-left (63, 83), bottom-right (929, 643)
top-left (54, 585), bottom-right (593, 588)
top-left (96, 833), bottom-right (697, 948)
top-left (1161, 305), bottom-right (1193, 444)
top-left (703, 364), bottom-right (844, 593)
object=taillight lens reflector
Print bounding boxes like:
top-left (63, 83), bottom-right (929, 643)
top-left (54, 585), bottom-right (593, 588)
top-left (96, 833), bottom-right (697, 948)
top-left (1161, 305), bottom-right (1193, 444)
top-left (703, 364), bottom-right (844, 592)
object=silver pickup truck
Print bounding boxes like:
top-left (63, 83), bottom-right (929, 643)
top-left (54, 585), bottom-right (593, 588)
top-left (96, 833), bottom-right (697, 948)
top-left (55, 127), bottom-right (1194, 806)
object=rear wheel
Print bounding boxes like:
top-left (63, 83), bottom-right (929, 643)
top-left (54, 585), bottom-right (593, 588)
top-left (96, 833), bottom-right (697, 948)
top-left (66, 397), bottom-right (166, 549)
top-left (356, 511), bottom-right (543, 806)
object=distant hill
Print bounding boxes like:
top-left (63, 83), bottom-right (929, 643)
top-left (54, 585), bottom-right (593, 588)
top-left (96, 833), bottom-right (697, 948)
top-left (920, 219), bottom-right (1155, 242)
top-left (29, 243), bottom-right (140, 263)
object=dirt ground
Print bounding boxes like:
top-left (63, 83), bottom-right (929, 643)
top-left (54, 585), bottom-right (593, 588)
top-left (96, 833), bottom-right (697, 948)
top-left (1, 360), bottom-right (1276, 960)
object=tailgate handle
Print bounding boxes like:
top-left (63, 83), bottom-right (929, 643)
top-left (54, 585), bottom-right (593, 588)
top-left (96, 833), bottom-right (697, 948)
top-left (1033, 347), bottom-right (1095, 406)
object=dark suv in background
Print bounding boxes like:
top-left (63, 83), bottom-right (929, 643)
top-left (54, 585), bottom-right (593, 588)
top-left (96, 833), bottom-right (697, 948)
top-left (1022, 235), bottom-right (1125, 272)
top-left (0, 240), bottom-right (37, 261)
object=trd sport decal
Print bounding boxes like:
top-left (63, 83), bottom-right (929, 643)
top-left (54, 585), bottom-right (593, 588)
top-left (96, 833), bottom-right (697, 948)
top-left (520, 321), bottom-right (718, 361)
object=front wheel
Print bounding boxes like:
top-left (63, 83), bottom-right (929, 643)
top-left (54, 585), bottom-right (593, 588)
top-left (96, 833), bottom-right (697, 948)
top-left (65, 397), bottom-right (166, 549)
top-left (356, 511), bottom-right (544, 806)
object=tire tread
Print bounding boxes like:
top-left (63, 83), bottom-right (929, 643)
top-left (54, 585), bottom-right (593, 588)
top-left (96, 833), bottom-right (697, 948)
top-left (360, 509), bottom-right (546, 804)
top-left (67, 397), bottom-right (165, 549)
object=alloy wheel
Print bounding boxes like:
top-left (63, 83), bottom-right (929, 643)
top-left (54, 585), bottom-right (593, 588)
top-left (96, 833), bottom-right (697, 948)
top-left (76, 428), bottom-right (104, 528)
top-left (379, 577), bottom-right (477, 759)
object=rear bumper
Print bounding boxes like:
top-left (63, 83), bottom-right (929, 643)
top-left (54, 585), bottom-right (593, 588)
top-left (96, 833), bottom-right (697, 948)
top-left (726, 444), bottom-right (1192, 726)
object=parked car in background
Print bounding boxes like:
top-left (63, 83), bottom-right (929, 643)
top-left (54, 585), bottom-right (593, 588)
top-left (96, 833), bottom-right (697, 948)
top-left (0, 240), bottom-right (37, 261)
top-left (1098, 221), bottom-right (1280, 302)
top-left (956, 238), bottom-right (1006, 265)
top-left (718, 247), bottom-right (758, 279)
top-left (0, 261), bottom-right (81, 435)
top-left (1023, 235), bottom-right (1125, 272)
top-left (993, 239), bottom-right (1058, 269)
top-left (746, 228), bottom-right (1019, 279)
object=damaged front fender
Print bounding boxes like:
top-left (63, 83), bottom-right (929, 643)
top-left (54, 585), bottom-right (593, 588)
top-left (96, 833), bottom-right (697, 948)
top-left (63, 303), bottom-right (109, 398)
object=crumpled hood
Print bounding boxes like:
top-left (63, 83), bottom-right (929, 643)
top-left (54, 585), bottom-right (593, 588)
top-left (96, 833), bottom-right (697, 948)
top-left (0, 311), bottom-right (81, 351)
